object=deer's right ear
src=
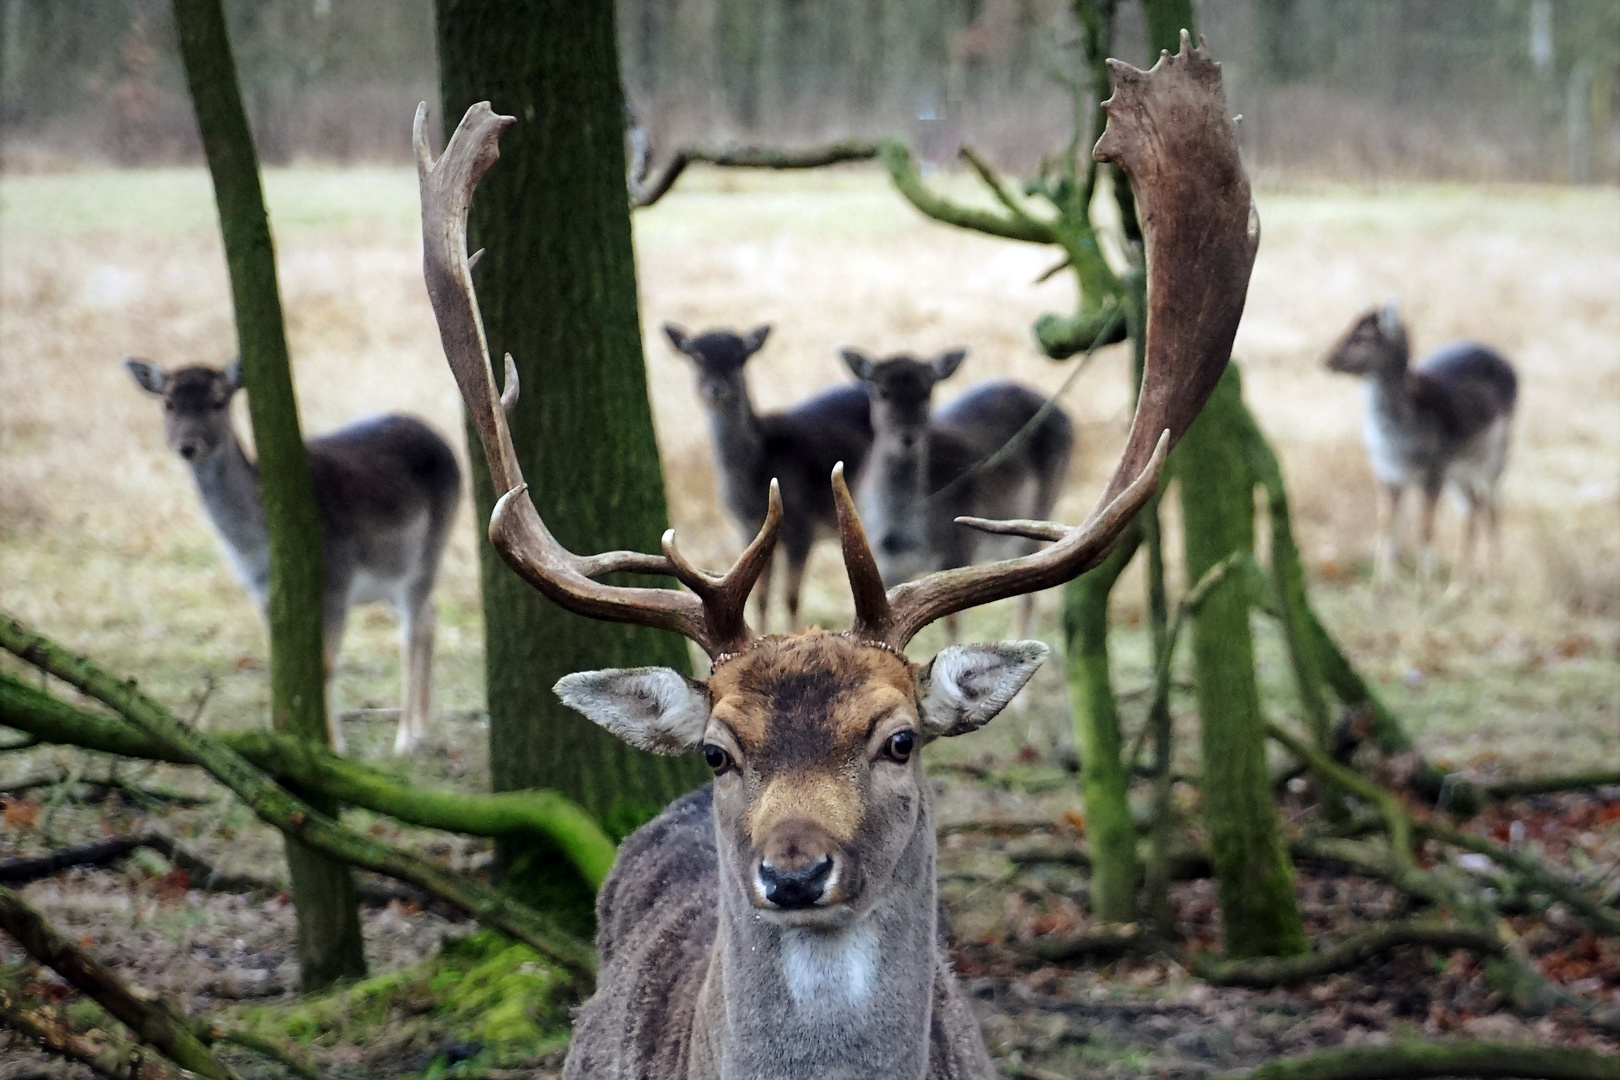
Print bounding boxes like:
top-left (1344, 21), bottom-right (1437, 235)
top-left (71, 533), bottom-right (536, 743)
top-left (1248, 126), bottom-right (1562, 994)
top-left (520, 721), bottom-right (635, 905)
top-left (840, 348), bottom-right (875, 381)
top-left (931, 348), bottom-right (967, 381)
top-left (1377, 299), bottom-right (1402, 337)
top-left (663, 323), bottom-right (692, 354)
top-left (554, 667), bottom-right (711, 755)
top-left (124, 357), bottom-right (165, 395)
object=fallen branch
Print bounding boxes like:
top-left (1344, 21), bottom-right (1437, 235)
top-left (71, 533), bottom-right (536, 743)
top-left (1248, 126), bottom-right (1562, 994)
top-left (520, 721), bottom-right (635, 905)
top-left (0, 615), bottom-right (597, 990)
top-left (1, 990), bottom-right (186, 1080)
top-left (1212, 1040), bottom-right (1620, 1080)
top-left (0, 668), bottom-right (615, 889)
top-left (1198, 921), bottom-right (1503, 987)
top-left (1016, 926), bottom-right (1163, 963)
top-left (1486, 771), bottom-right (1620, 800)
top-left (0, 885), bottom-right (240, 1080)
top-left (629, 139), bottom-right (881, 207)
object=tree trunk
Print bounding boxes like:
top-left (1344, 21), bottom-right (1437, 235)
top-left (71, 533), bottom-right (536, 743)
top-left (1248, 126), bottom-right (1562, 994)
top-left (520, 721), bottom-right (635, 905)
top-left (170, 0), bottom-right (363, 990)
top-left (1062, 527), bottom-right (1143, 923)
top-left (1177, 367), bottom-right (1308, 958)
top-left (435, 0), bottom-right (706, 921)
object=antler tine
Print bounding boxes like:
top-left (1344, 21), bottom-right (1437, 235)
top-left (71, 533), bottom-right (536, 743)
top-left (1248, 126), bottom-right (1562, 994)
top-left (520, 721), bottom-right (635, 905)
top-left (831, 462), bottom-right (891, 640)
top-left (661, 480), bottom-right (782, 657)
top-left (418, 101), bottom-right (745, 654)
top-left (854, 37), bottom-right (1256, 650)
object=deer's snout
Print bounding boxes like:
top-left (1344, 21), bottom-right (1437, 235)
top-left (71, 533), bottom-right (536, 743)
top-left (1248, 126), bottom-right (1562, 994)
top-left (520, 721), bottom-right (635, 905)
top-left (754, 818), bottom-right (844, 910)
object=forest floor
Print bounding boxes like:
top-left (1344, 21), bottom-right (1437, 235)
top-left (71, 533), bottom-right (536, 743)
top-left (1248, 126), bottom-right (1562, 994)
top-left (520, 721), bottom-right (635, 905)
top-left (1, 167), bottom-right (1617, 1077)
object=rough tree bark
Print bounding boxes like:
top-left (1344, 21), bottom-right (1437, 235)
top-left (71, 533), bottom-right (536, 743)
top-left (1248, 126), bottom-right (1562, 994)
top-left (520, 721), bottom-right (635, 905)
top-left (434, 0), bottom-right (706, 918)
top-left (169, 0), bottom-right (363, 989)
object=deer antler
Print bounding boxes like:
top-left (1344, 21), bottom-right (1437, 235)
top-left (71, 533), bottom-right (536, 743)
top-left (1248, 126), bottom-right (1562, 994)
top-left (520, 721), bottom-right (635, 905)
top-left (842, 34), bottom-right (1260, 649)
top-left (414, 102), bottom-right (779, 658)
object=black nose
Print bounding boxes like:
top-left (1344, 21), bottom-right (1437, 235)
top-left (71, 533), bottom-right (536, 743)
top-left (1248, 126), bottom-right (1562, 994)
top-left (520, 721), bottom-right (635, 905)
top-left (880, 534), bottom-right (913, 556)
top-left (179, 444), bottom-right (198, 460)
top-left (759, 857), bottom-right (832, 909)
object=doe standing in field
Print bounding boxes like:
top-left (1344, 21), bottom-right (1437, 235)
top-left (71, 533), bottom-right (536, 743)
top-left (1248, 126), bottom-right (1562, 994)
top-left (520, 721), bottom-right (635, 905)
top-left (123, 358), bottom-right (460, 753)
top-left (1323, 301), bottom-right (1517, 589)
top-left (415, 30), bottom-right (1252, 1079)
top-left (664, 322), bottom-right (874, 630)
top-left (840, 346), bottom-right (1073, 644)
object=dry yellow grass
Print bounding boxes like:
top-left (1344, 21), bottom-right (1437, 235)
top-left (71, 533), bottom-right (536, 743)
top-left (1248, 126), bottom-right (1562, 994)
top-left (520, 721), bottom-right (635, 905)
top-left (1, 166), bottom-right (1615, 774)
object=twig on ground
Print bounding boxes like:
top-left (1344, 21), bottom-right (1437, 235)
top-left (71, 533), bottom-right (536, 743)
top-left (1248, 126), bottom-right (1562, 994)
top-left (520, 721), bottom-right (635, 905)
top-left (1486, 771), bottom-right (1620, 800)
top-left (1196, 922), bottom-right (1504, 987)
top-left (0, 886), bottom-right (240, 1080)
top-left (1211, 1039), bottom-right (1620, 1080)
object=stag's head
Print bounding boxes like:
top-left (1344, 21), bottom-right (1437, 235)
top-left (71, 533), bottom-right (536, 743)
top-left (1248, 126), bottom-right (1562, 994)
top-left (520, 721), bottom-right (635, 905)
top-left (124, 358), bottom-right (243, 464)
top-left (413, 32), bottom-right (1256, 920)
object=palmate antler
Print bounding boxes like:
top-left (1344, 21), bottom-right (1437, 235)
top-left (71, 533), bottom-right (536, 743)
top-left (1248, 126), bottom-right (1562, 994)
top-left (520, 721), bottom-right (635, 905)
top-left (414, 32), bottom-right (1255, 662)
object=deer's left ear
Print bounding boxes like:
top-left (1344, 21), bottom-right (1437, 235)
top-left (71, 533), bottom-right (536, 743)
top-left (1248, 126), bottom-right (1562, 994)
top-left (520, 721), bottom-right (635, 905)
top-left (223, 357), bottom-right (246, 393)
top-left (917, 641), bottom-right (1048, 738)
top-left (554, 667), bottom-right (711, 755)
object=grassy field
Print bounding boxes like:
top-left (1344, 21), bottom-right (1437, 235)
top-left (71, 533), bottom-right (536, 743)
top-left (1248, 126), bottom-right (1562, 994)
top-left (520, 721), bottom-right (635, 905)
top-left (1, 166), bottom-right (1616, 778)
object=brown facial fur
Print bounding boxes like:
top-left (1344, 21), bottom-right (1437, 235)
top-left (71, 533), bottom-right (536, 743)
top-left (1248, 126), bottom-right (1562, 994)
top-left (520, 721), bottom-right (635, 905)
top-left (707, 631), bottom-right (917, 849)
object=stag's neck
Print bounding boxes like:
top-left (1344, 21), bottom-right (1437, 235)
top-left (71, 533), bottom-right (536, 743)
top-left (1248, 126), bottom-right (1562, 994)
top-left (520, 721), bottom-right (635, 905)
top-left (696, 797), bottom-right (940, 1080)
top-left (189, 437), bottom-right (271, 603)
top-left (704, 389), bottom-right (769, 523)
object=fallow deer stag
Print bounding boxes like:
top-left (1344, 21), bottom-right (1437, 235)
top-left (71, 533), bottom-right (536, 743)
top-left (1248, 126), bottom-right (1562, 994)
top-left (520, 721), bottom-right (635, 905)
top-left (415, 31), bottom-right (1255, 1080)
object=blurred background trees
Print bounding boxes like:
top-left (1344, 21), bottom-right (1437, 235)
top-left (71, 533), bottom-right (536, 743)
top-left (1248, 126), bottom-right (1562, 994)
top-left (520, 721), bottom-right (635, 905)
top-left (1, 0), bottom-right (1615, 183)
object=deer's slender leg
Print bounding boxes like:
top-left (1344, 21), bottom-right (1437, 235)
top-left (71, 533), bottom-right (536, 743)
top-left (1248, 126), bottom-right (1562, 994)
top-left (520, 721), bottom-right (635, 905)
top-left (944, 612), bottom-right (961, 645)
top-left (752, 553), bottom-right (774, 635)
top-left (396, 594), bottom-right (435, 754)
top-left (1451, 493), bottom-right (1478, 593)
top-left (783, 556), bottom-right (809, 631)
top-left (1482, 499), bottom-right (1502, 581)
top-left (1374, 483), bottom-right (1402, 587)
top-left (1416, 485), bottom-right (1441, 592)
top-left (322, 630), bottom-right (345, 756)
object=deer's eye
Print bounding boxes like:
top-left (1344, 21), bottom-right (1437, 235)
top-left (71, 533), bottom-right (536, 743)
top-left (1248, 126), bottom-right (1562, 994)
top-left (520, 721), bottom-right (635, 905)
top-left (885, 730), bottom-right (915, 764)
top-left (163, 400), bottom-right (175, 412)
top-left (702, 744), bottom-right (733, 774)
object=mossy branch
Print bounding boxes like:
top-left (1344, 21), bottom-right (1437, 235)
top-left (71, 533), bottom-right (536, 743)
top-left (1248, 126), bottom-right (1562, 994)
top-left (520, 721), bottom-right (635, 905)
top-left (1198, 922), bottom-right (1503, 988)
top-left (0, 614), bottom-right (597, 989)
top-left (630, 138), bottom-right (882, 207)
top-left (0, 670), bottom-right (616, 890)
top-left (1211, 1040), bottom-right (1620, 1080)
top-left (0, 885), bottom-right (241, 1080)
top-left (878, 139), bottom-right (1059, 244)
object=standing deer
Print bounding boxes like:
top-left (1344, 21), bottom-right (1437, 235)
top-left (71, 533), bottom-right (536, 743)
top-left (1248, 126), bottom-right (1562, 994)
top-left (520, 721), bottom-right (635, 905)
top-left (663, 323), bottom-right (873, 630)
top-left (416, 32), bottom-right (1253, 1080)
top-left (123, 359), bottom-right (461, 754)
top-left (1323, 301), bottom-right (1517, 587)
top-left (839, 348), bottom-right (1072, 643)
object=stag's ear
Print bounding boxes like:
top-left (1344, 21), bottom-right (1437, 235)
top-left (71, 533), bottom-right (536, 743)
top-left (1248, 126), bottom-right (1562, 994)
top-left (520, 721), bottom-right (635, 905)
top-left (917, 642), bottom-right (1048, 738)
top-left (663, 323), bottom-right (692, 354)
top-left (554, 667), bottom-right (711, 755)
top-left (223, 357), bottom-right (245, 393)
top-left (931, 348), bottom-right (968, 381)
top-left (840, 348), bottom-right (875, 381)
top-left (1377, 299), bottom-right (1402, 338)
top-left (124, 357), bottom-right (166, 395)
top-left (742, 324), bottom-right (772, 355)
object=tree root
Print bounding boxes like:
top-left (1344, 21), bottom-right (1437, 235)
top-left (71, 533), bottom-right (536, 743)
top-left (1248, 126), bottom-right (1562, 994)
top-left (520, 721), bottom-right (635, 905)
top-left (0, 614), bottom-right (597, 991)
top-left (1197, 922), bottom-right (1503, 987)
top-left (0, 668), bottom-right (615, 889)
top-left (1485, 771), bottom-right (1620, 800)
top-left (1015, 926), bottom-right (1165, 964)
top-left (0, 885), bottom-right (240, 1080)
top-left (1212, 1040), bottom-right (1620, 1080)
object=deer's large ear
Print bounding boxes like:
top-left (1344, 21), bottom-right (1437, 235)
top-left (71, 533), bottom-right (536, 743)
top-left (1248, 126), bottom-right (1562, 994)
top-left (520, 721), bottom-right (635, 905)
top-left (1377, 299), bottom-right (1402, 338)
top-left (840, 348), bottom-right (875, 381)
top-left (554, 667), bottom-right (711, 755)
top-left (223, 357), bottom-right (245, 393)
top-left (124, 357), bottom-right (166, 395)
top-left (931, 348), bottom-right (967, 381)
top-left (742, 324), bottom-right (772, 355)
top-left (917, 642), bottom-right (1048, 739)
top-left (663, 323), bottom-right (692, 354)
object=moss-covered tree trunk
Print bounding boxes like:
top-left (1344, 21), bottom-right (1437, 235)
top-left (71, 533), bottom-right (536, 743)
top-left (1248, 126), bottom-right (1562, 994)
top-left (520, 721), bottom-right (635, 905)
top-left (171, 0), bottom-right (364, 990)
top-left (1177, 368), bottom-right (1308, 958)
top-left (1063, 527), bottom-right (1143, 923)
top-left (435, 0), bottom-right (706, 915)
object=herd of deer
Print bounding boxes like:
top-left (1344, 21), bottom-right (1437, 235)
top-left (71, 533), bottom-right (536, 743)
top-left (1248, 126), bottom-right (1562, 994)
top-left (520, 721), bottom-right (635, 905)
top-left (117, 39), bottom-right (1519, 1078)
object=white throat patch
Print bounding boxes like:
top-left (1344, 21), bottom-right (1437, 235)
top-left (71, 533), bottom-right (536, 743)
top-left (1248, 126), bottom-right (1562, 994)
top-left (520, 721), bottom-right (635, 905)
top-left (780, 923), bottom-right (879, 1014)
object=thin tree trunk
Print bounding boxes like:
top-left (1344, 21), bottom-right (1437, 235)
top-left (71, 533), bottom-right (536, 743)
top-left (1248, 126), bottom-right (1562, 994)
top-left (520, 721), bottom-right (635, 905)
top-left (1062, 526), bottom-right (1142, 923)
top-left (1176, 367), bottom-right (1308, 958)
top-left (435, 0), bottom-right (706, 923)
top-left (170, 0), bottom-right (363, 990)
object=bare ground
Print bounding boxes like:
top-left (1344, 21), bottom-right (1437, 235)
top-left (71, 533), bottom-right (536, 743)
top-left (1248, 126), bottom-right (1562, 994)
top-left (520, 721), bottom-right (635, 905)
top-left (1, 167), bottom-right (1618, 1076)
